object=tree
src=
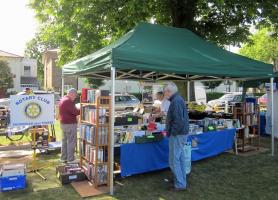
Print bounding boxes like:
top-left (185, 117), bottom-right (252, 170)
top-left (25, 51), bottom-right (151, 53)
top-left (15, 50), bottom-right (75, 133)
top-left (24, 33), bottom-right (57, 86)
top-left (0, 60), bottom-right (13, 97)
top-left (28, 0), bottom-right (278, 69)
top-left (239, 28), bottom-right (278, 67)
top-left (86, 78), bottom-right (105, 89)
top-left (202, 81), bottom-right (222, 92)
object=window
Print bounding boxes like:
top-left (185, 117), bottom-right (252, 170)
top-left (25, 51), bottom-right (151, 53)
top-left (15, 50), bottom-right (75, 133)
top-left (24, 66), bottom-right (31, 76)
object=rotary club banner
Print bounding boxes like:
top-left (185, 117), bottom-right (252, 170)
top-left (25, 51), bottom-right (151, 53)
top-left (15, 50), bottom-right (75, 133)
top-left (10, 94), bottom-right (55, 126)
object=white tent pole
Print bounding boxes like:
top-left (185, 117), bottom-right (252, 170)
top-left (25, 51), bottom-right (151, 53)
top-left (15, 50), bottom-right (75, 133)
top-left (187, 80), bottom-right (190, 102)
top-left (61, 76), bottom-right (64, 96)
top-left (271, 77), bottom-right (274, 156)
top-left (109, 67), bottom-right (115, 194)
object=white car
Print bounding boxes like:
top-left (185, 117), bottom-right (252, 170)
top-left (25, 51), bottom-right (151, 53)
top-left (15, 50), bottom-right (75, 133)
top-left (115, 94), bottom-right (140, 111)
top-left (207, 93), bottom-right (243, 107)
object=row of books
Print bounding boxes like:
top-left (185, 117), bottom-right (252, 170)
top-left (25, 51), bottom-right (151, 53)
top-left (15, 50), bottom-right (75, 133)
top-left (80, 143), bottom-right (108, 163)
top-left (83, 161), bottom-right (108, 185)
top-left (81, 107), bottom-right (107, 124)
top-left (80, 125), bottom-right (108, 145)
top-left (245, 102), bottom-right (255, 113)
top-left (81, 88), bottom-right (109, 103)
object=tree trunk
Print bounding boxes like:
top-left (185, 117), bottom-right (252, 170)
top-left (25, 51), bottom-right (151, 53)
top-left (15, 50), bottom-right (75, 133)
top-left (0, 88), bottom-right (6, 98)
top-left (169, 0), bottom-right (198, 31)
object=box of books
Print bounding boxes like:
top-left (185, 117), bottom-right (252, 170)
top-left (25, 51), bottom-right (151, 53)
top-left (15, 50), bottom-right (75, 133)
top-left (56, 164), bottom-right (86, 184)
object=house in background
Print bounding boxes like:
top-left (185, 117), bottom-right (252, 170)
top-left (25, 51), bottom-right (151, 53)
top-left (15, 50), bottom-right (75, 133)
top-left (0, 50), bottom-right (39, 92)
top-left (42, 49), bottom-right (87, 93)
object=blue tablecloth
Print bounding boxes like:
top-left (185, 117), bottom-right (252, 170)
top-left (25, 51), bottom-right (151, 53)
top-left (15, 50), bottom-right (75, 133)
top-left (120, 129), bottom-right (236, 177)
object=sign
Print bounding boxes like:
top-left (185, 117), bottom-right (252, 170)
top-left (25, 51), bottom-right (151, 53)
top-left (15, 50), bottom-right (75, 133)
top-left (266, 83), bottom-right (278, 91)
top-left (10, 94), bottom-right (55, 126)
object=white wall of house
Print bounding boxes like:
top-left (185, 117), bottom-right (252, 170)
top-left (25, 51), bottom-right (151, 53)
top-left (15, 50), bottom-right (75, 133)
top-left (21, 58), bottom-right (37, 77)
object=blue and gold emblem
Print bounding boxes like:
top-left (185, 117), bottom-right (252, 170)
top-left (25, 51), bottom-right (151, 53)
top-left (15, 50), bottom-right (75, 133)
top-left (25, 102), bottom-right (42, 118)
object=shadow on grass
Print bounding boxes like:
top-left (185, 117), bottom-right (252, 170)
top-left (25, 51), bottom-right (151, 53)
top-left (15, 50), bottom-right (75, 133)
top-left (0, 137), bottom-right (277, 200)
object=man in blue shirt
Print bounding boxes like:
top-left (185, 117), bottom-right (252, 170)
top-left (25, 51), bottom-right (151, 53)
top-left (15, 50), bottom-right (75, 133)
top-left (164, 82), bottom-right (189, 191)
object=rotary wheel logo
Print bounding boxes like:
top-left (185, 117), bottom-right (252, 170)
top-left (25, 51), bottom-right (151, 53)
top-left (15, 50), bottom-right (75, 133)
top-left (25, 102), bottom-right (42, 118)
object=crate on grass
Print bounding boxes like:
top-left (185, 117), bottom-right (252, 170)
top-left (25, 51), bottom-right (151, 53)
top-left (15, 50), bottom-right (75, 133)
top-left (0, 175), bottom-right (26, 192)
top-left (56, 165), bottom-right (86, 184)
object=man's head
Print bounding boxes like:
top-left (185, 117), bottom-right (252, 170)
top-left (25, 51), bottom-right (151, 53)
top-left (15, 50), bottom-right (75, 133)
top-left (163, 82), bottom-right (178, 99)
top-left (25, 88), bottom-right (32, 95)
top-left (67, 88), bottom-right (78, 102)
top-left (156, 91), bottom-right (164, 101)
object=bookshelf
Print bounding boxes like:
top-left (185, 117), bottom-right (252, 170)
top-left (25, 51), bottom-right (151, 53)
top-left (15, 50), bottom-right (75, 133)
top-left (79, 88), bottom-right (111, 187)
top-left (233, 98), bottom-right (260, 152)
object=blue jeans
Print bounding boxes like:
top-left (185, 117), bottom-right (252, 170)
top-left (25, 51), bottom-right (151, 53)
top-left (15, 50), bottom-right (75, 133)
top-left (169, 135), bottom-right (187, 189)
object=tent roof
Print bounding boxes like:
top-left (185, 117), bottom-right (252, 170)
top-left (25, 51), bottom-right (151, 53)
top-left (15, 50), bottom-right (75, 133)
top-left (62, 22), bottom-right (274, 80)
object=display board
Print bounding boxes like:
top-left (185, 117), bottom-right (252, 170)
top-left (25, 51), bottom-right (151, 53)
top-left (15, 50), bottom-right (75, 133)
top-left (10, 94), bottom-right (55, 126)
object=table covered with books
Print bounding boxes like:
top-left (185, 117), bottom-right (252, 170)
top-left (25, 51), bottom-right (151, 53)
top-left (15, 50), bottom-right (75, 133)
top-left (119, 128), bottom-right (236, 177)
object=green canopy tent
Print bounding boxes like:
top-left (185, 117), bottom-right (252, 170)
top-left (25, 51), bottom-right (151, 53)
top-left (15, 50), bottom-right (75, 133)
top-left (62, 22), bottom-right (275, 194)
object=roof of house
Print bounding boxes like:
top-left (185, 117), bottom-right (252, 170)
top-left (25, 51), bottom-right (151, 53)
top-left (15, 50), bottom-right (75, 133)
top-left (20, 76), bottom-right (39, 85)
top-left (0, 50), bottom-right (23, 58)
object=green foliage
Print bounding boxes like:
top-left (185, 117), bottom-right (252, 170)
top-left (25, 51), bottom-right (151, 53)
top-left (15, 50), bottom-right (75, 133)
top-left (24, 33), bottom-right (57, 86)
top-left (203, 81), bottom-right (222, 91)
top-left (239, 28), bottom-right (278, 65)
top-left (130, 92), bottom-right (142, 101)
top-left (86, 78), bottom-right (104, 89)
top-left (0, 60), bottom-right (13, 97)
top-left (27, 0), bottom-right (278, 69)
top-left (206, 92), bottom-right (224, 101)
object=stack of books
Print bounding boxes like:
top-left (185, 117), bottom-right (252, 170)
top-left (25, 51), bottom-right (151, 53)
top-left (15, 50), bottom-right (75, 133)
top-left (82, 107), bottom-right (107, 124)
top-left (80, 125), bottom-right (108, 145)
top-left (81, 89), bottom-right (110, 103)
top-left (245, 102), bottom-right (255, 113)
top-left (83, 162), bottom-right (108, 185)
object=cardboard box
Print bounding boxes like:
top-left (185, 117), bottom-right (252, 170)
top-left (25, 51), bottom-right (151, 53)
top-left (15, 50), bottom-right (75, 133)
top-left (56, 166), bottom-right (86, 184)
top-left (1, 164), bottom-right (26, 177)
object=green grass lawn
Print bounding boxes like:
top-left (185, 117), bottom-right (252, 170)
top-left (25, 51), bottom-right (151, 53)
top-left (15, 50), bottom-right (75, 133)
top-left (0, 125), bottom-right (278, 199)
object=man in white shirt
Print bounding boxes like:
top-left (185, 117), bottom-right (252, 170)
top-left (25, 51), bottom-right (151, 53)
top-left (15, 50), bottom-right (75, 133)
top-left (152, 91), bottom-right (170, 120)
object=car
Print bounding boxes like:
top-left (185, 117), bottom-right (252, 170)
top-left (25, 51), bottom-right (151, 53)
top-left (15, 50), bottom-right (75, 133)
top-left (207, 93), bottom-right (243, 108)
top-left (115, 94), bottom-right (140, 111)
top-left (207, 93), bottom-right (251, 112)
top-left (258, 94), bottom-right (267, 105)
top-left (0, 98), bottom-right (10, 107)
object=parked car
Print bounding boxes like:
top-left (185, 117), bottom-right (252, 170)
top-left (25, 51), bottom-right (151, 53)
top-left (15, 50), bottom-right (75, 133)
top-left (0, 98), bottom-right (10, 107)
top-left (115, 94), bottom-right (140, 111)
top-left (207, 93), bottom-right (243, 108)
top-left (258, 94), bottom-right (267, 105)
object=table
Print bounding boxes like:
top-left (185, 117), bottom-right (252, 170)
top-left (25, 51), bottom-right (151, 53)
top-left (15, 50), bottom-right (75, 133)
top-left (120, 128), bottom-right (236, 177)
